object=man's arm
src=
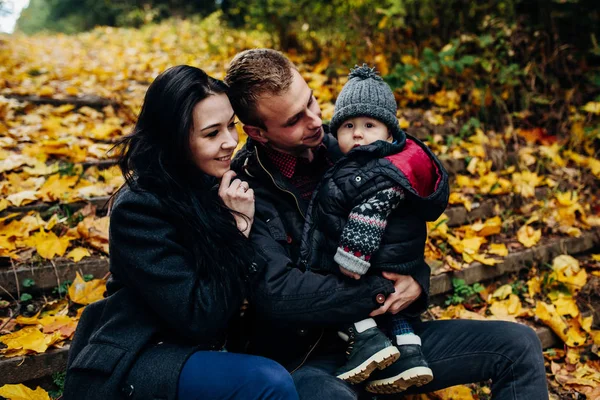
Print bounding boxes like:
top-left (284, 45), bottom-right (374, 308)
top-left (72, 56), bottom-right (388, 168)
top-left (250, 217), bottom-right (395, 327)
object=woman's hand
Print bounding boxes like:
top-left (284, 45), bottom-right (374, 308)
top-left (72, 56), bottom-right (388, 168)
top-left (369, 272), bottom-right (422, 317)
top-left (218, 171), bottom-right (255, 237)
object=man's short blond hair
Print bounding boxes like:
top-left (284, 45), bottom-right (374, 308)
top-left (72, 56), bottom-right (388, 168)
top-left (225, 49), bottom-right (297, 130)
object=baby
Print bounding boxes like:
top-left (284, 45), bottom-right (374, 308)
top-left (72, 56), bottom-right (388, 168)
top-left (299, 65), bottom-right (449, 394)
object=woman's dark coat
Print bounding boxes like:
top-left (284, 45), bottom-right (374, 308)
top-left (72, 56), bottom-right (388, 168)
top-left (62, 186), bottom-right (257, 400)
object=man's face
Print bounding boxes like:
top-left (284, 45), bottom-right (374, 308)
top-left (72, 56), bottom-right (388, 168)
top-left (253, 69), bottom-right (324, 156)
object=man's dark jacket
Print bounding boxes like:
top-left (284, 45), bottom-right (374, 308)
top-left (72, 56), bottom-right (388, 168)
top-left (231, 131), bottom-right (440, 369)
top-left (299, 131), bottom-right (449, 290)
top-left (62, 187), bottom-right (251, 399)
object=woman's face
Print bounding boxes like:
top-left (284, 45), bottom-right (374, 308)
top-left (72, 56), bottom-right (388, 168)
top-left (189, 93), bottom-right (239, 178)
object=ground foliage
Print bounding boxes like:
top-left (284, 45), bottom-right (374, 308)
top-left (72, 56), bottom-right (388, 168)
top-left (0, 6), bottom-right (599, 400)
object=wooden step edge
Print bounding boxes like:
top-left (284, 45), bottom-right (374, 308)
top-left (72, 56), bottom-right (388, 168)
top-left (1, 196), bottom-right (111, 218)
top-left (1, 94), bottom-right (119, 110)
top-left (430, 229), bottom-right (600, 297)
top-left (0, 345), bottom-right (70, 385)
top-left (0, 257), bottom-right (109, 296)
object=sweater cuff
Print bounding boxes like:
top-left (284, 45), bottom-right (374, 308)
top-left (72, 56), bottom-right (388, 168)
top-left (334, 247), bottom-right (371, 275)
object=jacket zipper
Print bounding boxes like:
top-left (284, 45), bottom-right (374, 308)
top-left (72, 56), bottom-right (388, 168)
top-left (255, 148), bottom-right (306, 221)
top-left (254, 148), bottom-right (322, 362)
top-left (300, 158), bottom-right (347, 267)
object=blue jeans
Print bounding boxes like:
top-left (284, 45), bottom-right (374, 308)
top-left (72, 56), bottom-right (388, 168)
top-left (178, 351), bottom-right (298, 400)
top-left (292, 320), bottom-right (548, 400)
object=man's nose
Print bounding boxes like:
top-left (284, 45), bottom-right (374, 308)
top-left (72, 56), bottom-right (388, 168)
top-left (306, 108), bottom-right (322, 128)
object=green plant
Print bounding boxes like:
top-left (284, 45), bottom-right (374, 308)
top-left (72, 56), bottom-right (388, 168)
top-left (54, 280), bottom-right (72, 297)
top-left (20, 293), bottom-right (33, 302)
top-left (445, 278), bottom-right (484, 306)
top-left (22, 278), bottom-right (35, 288)
top-left (48, 371), bottom-right (66, 399)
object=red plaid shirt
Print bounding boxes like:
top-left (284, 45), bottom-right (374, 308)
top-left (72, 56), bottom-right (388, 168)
top-left (262, 145), bottom-right (333, 200)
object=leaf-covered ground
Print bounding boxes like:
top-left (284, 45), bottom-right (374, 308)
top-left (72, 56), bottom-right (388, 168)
top-left (0, 16), bottom-right (599, 400)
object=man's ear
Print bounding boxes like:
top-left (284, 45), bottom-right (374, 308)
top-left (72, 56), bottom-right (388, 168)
top-left (243, 125), bottom-right (268, 144)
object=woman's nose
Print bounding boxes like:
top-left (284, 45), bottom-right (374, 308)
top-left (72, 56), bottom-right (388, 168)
top-left (222, 131), bottom-right (238, 149)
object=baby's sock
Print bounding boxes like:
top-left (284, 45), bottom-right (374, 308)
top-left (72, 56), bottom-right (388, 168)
top-left (391, 317), bottom-right (421, 346)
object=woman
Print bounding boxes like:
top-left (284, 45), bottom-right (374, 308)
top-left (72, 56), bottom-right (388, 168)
top-left (62, 65), bottom-right (298, 400)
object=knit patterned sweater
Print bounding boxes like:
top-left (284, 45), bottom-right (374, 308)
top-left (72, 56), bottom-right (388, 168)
top-left (334, 186), bottom-right (406, 274)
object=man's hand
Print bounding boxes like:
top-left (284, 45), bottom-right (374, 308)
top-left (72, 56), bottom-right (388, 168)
top-left (369, 272), bottom-right (422, 317)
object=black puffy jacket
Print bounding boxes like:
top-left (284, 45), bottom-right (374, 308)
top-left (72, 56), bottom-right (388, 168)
top-left (299, 131), bottom-right (449, 293)
top-left (231, 130), bottom-right (438, 368)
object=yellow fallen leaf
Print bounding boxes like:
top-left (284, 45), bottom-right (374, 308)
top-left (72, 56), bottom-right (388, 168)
top-left (553, 255), bottom-right (581, 276)
top-left (489, 294), bottom-right (523, 319)
top-left (6, 190), bottom-right (38, 207)
top-left (535, 302), bottom-right (587, 347)
top-left (38, 174), bottom-right (78, 202)
top-left (552, 255), bottom-right (588, 292)
top-left (438, 304), bottom-right (487, 321)
top-left (488, 243), bottom-right (509, 257)
top-left (26, 230), bottom-right (71, 259)
top-left (527, 276), bottom-right (542, 298)
top-left (552, 295), bottom-right (580, 318)
top-left (448, 192), bottom-right (472, 212)
top-left (427, 112), bottom-right (445, 126)
top-left (591, 254), bottom-right (600, 261)
top-left (433, 385), bottom-right (475, 400)
top-left (0, 384), bottom-right (51, 400)
top-left (66, 247), bottom-right (91, 262)
top-left (0, 327), bottom-right (49, 354)
top-left (582, 101), bottom-right (600, 115)
top-left (517, 225), bottom-right (541, 248)
top-left (470, 216), bottom-right (502, 237)
top-left (68, 272), bottom-right (106, 305)
top-left (398, 117), bottom-right (410, 129)
top-left (471, 253), bottom-right (501, 266)
top-left (492, 284), bottom-right (513, 300)
top-left (0, 198), bottom-right (8, 211)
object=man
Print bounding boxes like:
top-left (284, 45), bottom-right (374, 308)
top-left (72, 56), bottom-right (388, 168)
top-left (227, 49), bottom-right (548, 399)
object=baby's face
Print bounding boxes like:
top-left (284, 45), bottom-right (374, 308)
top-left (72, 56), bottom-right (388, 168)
top-left (336, 116), bottom-right (392, 154)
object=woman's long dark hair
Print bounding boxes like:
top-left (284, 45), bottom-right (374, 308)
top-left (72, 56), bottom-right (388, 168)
top-left (114, 65), bottom-right (253, 306)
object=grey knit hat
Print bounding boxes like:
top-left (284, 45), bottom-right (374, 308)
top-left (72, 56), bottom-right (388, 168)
top-left (330, 64), bottom-right (401, 139)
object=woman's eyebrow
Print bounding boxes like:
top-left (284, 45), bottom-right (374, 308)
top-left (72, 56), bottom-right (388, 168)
top-left (201, 122), bottom-right (220, 132)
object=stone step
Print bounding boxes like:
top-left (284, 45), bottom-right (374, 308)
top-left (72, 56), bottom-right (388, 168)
top-left (2, 94), bottom-right (118, 110)
top-left (0, 196), bottom-right (111, 218)
top-left (430, 229), bottom-right (600, 297)
top-left (0, 257), bottom-right (109, 296)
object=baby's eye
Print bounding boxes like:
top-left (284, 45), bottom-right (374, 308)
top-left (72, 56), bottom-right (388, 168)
top-left (366, 123), bottom-right (374, 128)
top-left (344, 122), bottom-right (354, 129)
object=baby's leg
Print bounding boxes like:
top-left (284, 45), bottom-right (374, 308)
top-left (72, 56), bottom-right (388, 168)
top-left (390, 315), bottom-right (422, 346)
top-left (365, 315), bottom-right (433, 394)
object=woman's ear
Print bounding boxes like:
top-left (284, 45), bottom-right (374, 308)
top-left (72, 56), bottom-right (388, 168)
top-left (243, 125), bottom-right (268, 144)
